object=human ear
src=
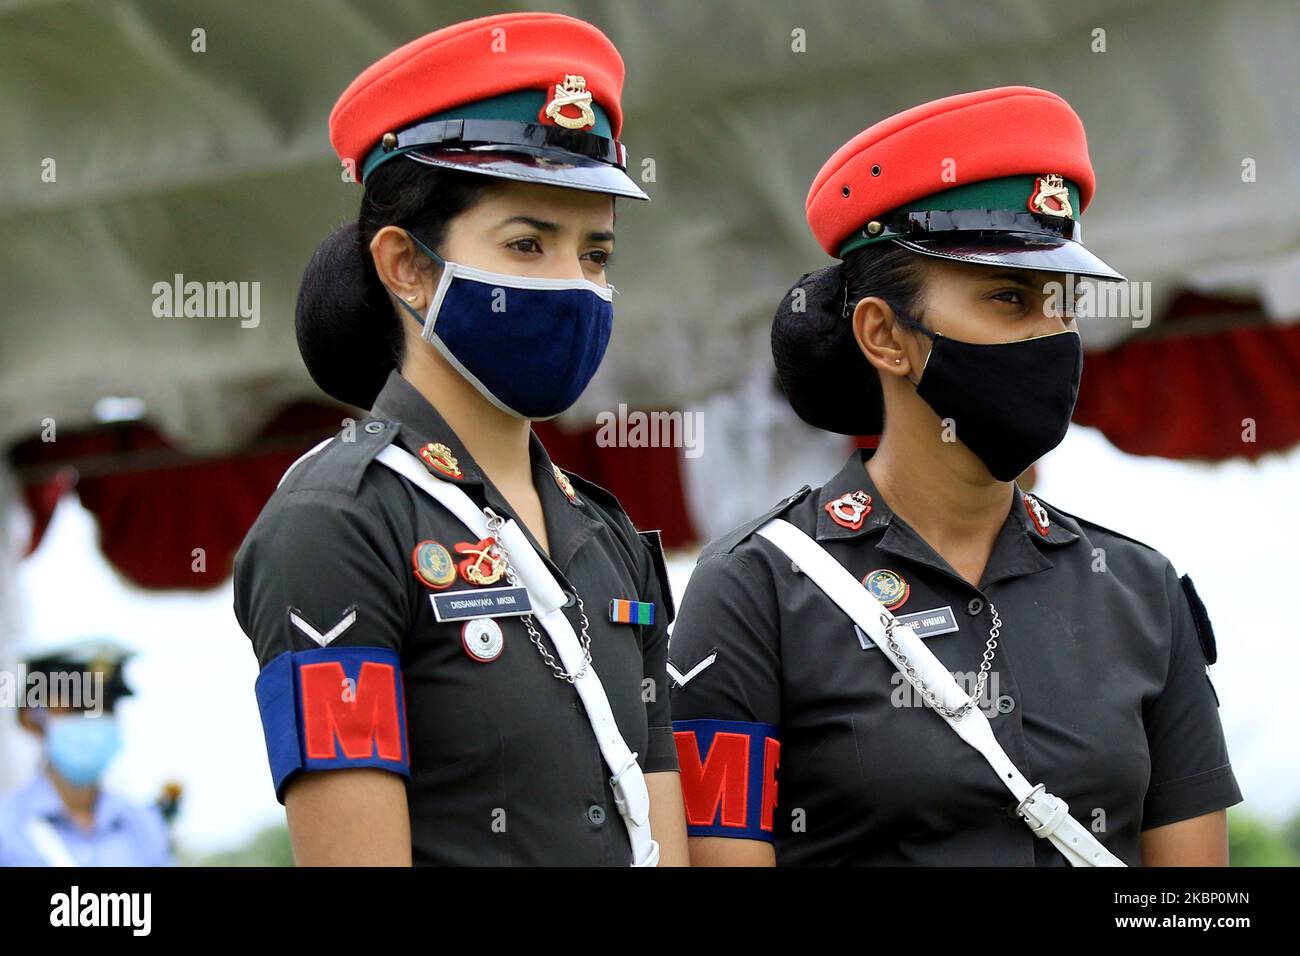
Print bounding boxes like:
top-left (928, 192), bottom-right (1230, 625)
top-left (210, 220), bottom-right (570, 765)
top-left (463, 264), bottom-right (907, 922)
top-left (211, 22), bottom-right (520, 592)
top-left (369, 225), bottom-right (439, 311)
top-left (851, 296), bottom-right (916, 379)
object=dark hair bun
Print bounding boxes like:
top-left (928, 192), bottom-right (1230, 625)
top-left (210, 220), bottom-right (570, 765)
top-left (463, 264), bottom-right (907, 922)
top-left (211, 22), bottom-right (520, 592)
top-left (771, 262), bottom-right (884, 436)
top-left (295, 221), bottom-right (401, 409)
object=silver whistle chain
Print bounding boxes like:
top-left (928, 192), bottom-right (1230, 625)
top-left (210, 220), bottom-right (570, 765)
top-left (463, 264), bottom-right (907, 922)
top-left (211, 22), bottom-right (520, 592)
top-left (882, 601), bottom-right (1001, 720)
top-left (483, 507), bottom-right (593, 683)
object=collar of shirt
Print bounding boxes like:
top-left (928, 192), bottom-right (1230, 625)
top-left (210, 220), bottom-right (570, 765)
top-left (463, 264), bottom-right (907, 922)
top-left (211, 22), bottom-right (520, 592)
top-left (22, 767), bottom-right (130, 834)
top-left (814, 448), bottom-right (1079, 589)
top-left (368, 369), bottom-right (605, 571)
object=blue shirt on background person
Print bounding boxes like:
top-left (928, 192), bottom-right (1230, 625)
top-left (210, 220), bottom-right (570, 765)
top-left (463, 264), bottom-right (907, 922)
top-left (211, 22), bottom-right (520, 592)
top-left (0, 768), bottom-right (173, 867)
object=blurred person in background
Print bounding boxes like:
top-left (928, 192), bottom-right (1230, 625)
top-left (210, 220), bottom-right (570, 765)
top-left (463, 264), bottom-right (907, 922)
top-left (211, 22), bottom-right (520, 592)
top-left (0, 638), bottom-right (173, 866)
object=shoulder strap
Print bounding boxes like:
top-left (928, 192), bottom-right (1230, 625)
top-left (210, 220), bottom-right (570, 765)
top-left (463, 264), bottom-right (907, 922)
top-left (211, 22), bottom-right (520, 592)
top-left (372, 444), bottom-right (659, 867)
top-left (637, 529), bottom-right (676, 624)
top-left (1040, 499), bottom-right (1160, 553)
top-left (702, 485), bottom-right (813, 559)
top-left (755, 518), bottom-right (1125, 867)
top-left (277, 437), bottom-right (334, 489)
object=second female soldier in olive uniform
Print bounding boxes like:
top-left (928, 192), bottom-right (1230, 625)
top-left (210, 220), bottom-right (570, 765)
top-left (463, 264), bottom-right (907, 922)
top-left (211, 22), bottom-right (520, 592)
top-left (669, 87), bottom-right (1242, 866)
top-left (234, 13), bottom-right (687, 866)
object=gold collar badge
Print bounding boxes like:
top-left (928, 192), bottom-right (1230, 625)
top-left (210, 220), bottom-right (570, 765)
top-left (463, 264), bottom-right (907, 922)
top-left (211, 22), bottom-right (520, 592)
top-left (419, 441), bottom-right (463, 479)
top-left (544, 74), bottom-right (596, 130)
top-left (553, 464), bottom-right (579, 504)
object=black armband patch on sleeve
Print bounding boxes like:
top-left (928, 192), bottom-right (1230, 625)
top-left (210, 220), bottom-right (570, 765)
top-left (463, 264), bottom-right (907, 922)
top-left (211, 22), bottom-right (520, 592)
top-left (1179, 573), bottom-right (1216, 665)
top-left (638, 529), bottom-right (676, 624)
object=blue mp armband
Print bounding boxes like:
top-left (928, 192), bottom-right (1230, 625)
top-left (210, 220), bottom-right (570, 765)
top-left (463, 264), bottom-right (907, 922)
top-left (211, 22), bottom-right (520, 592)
top-left (255, 646), bottom-right (410, 803)
top-left (673, 719), bottom-right (780, 842)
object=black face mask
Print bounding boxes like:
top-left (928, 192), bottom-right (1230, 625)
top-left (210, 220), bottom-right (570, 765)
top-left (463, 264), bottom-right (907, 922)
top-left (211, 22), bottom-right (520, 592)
top-left (907, 324), bottom-right (1083, 482)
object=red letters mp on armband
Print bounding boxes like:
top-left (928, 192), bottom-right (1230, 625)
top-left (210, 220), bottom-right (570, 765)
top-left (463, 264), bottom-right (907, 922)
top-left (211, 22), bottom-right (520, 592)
top-left (672, 719), bottom-right (779, 841)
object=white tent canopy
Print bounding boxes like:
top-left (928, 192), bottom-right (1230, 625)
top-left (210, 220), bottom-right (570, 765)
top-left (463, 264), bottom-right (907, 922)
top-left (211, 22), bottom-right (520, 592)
top-left (3, 0), bottom-right (1298, 457)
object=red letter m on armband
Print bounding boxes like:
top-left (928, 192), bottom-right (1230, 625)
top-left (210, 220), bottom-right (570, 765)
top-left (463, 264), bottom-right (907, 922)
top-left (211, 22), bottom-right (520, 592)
top-left (299, 660), bottom-right (404, 761)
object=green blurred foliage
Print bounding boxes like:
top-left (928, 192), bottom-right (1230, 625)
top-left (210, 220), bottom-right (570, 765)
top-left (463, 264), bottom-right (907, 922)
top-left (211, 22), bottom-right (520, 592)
top-left (1227, 808), bottom-right (1298, 866)
top-left (179, 823), bottom-right (295, 867)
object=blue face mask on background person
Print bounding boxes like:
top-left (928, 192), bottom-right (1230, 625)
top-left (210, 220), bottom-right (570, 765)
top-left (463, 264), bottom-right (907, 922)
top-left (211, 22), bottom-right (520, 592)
top-left (394, 231), bottom-right (615, 420)
top-left (44, 713), bottom-right (122, 788)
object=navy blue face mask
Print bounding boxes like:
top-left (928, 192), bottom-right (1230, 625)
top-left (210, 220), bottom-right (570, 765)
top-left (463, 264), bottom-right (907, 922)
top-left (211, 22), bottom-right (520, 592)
top-left (900, 313), bottom-right (1084, 482)
top-left (395, 231), bottom-right (615, 420)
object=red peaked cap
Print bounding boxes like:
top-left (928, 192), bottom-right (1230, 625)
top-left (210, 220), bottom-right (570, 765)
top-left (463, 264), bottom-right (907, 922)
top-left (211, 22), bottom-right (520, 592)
top-left (806, 87), bottom-right (1096, 256)
top-left (328, 11), bottom-right (626, 168)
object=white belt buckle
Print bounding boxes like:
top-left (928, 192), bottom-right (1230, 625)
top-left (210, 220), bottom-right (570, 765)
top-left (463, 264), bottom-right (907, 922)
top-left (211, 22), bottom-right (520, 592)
top-left (1016, 783), bottom-right (1069, 837)
top-left (609, 751), bottom-right (639, 801)
top-left (1015, 782), bottom-right (1046, 819)
top-left (610, 751), bottom-right (650, 823)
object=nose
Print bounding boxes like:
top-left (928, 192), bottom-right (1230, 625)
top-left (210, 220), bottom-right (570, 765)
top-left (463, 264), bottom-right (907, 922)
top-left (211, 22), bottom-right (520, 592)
top-left (1034, 284), bottom-right (1079, 336)
top-left (540, 245), bottom-right (596, 283)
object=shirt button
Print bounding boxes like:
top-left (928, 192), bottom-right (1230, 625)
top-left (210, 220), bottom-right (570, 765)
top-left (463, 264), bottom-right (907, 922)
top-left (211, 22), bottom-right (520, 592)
top-left (996, 695), bottom-right (1016, 714)
top-left (364, 421), bottom-right (384, 434)
top-left (586, 804), bottom-right (606, 826)
top-left (967, 597), bottom-right (985, 616)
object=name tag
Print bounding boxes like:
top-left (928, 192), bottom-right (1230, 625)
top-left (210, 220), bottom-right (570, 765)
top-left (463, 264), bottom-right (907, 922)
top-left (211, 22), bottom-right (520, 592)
top-left (431, 586), bottom-right (533, 622)
top-left (897, 605), bottom-right (960, 638)
top-left (857, 605), bottom-right (959, 650)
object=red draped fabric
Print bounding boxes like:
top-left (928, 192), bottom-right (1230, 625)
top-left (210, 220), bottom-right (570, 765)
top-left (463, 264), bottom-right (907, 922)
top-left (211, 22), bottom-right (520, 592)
top-left (12, 404), bottom-right (347, 590)
top-left (11, 406), bottom-right (697, 591)
top-left (1073, 294), bottom-right (1300, 461)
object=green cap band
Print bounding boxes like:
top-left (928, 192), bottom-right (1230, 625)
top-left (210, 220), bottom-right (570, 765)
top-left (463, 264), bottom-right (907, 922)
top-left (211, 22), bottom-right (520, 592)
top-left (836, 175), bottom-right (1082, 258)
top-left (361, 89), bottom-right (614, 183)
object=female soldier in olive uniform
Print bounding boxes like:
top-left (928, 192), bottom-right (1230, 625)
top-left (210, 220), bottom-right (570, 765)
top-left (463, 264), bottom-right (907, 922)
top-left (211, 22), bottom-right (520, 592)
top-left (234, 12), bottom-right (687, 866)
top-left (668, 87), bottom-right (1242, 866)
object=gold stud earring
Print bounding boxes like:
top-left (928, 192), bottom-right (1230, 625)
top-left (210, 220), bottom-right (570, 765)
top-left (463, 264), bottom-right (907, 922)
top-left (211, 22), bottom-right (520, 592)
top-left (405, 294), bottom-right (419, 303)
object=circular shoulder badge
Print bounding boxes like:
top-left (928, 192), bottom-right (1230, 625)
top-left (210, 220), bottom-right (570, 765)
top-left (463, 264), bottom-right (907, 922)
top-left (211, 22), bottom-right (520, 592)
top-left (412, 540), bottom-right (457, 590)
top-left (862, 568), bottom-right (910, 611)
top-left (462, 618), bottom-right (505, 663)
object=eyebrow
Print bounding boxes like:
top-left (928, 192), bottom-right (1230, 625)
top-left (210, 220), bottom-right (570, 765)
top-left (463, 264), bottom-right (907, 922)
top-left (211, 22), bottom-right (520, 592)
top-left (496, 216), bottom-right (614, 243)
top-left (978, 270), bottom-right (1044, 288)
top-left (497, 215), bottom-right (559, 233)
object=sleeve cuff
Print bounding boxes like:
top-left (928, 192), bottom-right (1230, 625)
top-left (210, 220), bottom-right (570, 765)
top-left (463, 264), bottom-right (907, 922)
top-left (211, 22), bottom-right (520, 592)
top-left (1141, 762), bottom-right (1243, 831)
top-left (642, 725), bottom-right (679, 774)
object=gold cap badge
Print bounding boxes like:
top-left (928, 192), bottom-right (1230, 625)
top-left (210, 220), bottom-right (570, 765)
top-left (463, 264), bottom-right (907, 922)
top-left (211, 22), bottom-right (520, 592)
top-left (1028, 174), bottom-right (1073, 219)
top-left (544, 74), bottom-right (596, 130)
